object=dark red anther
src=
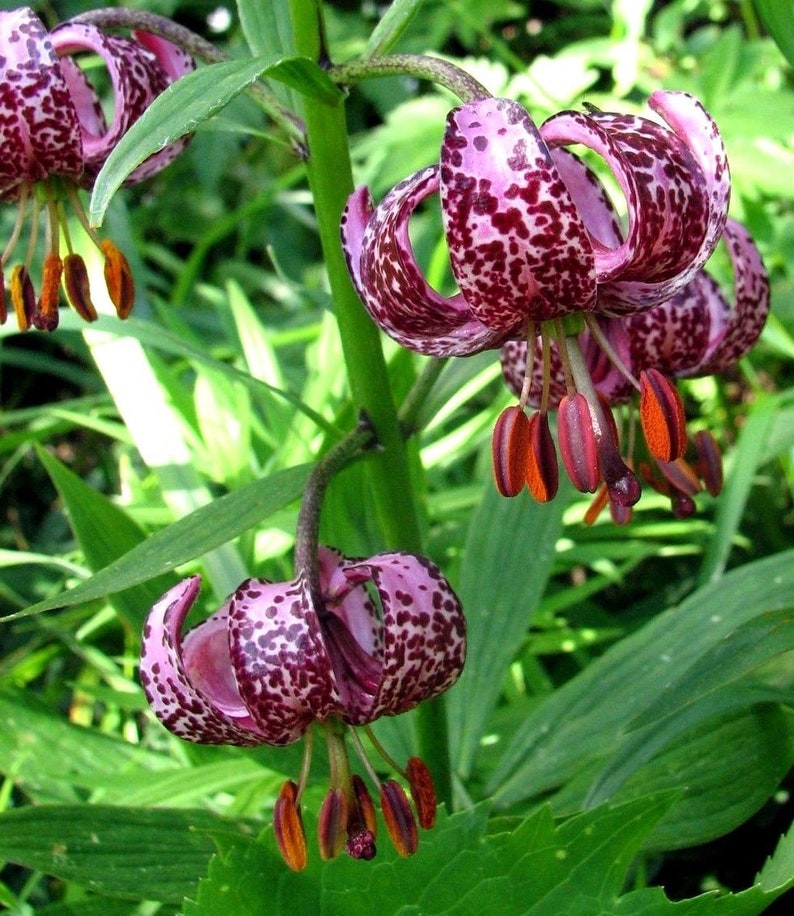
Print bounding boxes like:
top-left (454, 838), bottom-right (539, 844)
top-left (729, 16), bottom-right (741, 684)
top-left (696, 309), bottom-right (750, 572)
top-left (63, 254), bottom-right (98, 322)
top-left (406, 756), bottom-right (437, 830)
top-left (656, 457), bottom-right (702, 499)
top-left (318, 786), bottom-right (349, 861)
top-left (380, 780), bottom-right (418, 857)
top-left (525, 411), bottom-right (559, 503)
top-left (492, 405), bottom-right (531, 497)
top-left (640, 368), bottom-right (687, 462)
top-left (557, 393), bottom-right (600, 493)
top-left (351, 774), bottom-right (378, 837)
top-left (273, 780), bottom-right (308, 872)
top-left (694, 429), bottom-right (723, 496)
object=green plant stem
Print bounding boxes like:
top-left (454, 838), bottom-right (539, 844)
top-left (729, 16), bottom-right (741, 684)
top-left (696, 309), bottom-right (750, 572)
top-left (330, 54), bottom-right (490, 102)
top-left (288, 0), bottom-right (452, 807)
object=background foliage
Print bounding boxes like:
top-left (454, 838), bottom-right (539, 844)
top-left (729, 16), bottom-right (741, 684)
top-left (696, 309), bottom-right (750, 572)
top-left (1, 0), bottom-right (794, 912)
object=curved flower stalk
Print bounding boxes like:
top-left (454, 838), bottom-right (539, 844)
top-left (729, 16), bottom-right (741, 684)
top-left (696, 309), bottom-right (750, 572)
top-left (0, 7), bottom-right (193, 330)
top-left (500, 218), bottom-right (770, 521)
top-left (140, 546), bottom-right (466, 868)
top-left (342, 90), bottom-right (769, 520)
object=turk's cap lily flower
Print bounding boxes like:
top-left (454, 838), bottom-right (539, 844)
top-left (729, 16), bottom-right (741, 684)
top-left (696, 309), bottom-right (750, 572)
top-left (341, 91), bottom-right (729, 357)
top-left (140, 547), bottom-right (466, 868)
top-left (0, 7), bottom-right (193, 330)
top-left (140, 546), bottom-right (465, 746)
top-left (496, 217), bottom-right (769, 521)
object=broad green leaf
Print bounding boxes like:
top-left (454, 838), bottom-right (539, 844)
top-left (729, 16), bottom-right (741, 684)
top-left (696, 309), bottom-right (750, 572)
top-left (35, 446), bottom-right (178, 629)
top-left (0, 689), bottom-right (174, 804)
top-left (0, 805), bottom-right (253, 904)
top-left (488, 549), bottom-right (794, 805)
top-left (9, 464), bottom-right (311, 619)
top-left (753, 0), bottom-right (794, 67)
top-left (90, 56), bottom-right (341, 225)
top-left (237, 0), bottom-right (295, 57)
top-left (448, 485), bottom-right (567, 777)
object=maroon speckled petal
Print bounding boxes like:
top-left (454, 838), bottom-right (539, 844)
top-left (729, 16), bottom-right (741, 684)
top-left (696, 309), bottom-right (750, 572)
top-left (140, 577), bottom-right (267, 745)
top-left (594, 92), bottom-right (730, 310)
top-left (50, 23), bottom-right (193, 183)
top-left (441, 97), bottom-right (596, 326)
top-left (0, 8), bottom-right (83, 199)
top-left (541, 94), bottom-right (711, 295)
top-left (227, 574), bottom-right (341, 746)
top-left (341, 178), bottom-right (505, 356)
top-left (693, 219), bottom-right (770, 375)
top-left (331, 552), bottom-right (466, 724)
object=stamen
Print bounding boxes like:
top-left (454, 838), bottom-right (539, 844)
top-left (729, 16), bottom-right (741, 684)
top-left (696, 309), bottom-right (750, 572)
top-left (492, 405), bottom-right (531, 498)
top-left (63, 254), bottom-right (98, 322)
top-left (273, 780), bottom-right (308, 872)
top-left (380, 780), bottom-right (418, 857)
top-left (583, 314), bottom-right (641, 392)
top-left (694, 430), bottom-right (723, 496)
top-left (517, 320), bottom-right (536, 408)
top-left (33, 253), bottom-right (63, 331)
top-left (557, 393), bottom-right (600, 493)
top-left (10, 265), bottom-right (36, 332)
top-left (406, 757), bottom-right (437, 830)
top-left (101, 240), bottom-right (135, 318)
top-left (318, 786), bottom-right (349, 860)
top-left (639, 368), bottom-right (687, 461)
top-left (2, 183), bottom-right (32, 266)
top-left (525, 411), bottom-right (559, 502)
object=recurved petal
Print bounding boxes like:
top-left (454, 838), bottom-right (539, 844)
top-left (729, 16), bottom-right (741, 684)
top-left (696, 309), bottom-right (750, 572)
top-left (341, 178), bottom-right (504, 356)
top-left (595, 92), bottom-right (730, 310)
top-left (50, 23), bottom-right (193, 182)
top-left (0, 8), bottom-right (83, 198)
top-left (140, 577), bottom-right (267, 745)
top-left (329, 552), bottom-right (466, 724)
top-left (441, 97), bottom-right (596, 326)
top-left (693, 219), bottom-right (770, 375)
top-left (542, 99), bottom-right (710, 294)
top-left (227, 575), bottom-right (340, 746)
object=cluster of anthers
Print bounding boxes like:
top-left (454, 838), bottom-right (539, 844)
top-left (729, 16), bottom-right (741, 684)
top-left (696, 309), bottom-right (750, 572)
top-left (0, 7), bottom-right (192, 329)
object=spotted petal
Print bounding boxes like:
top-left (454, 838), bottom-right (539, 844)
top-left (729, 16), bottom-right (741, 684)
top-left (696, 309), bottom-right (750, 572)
top-left (325, 551), bottom-right (466, 724)
top-left (0, 8), bottom-right (83, 199)
top-left (140, 577), bottom-right (268, 746)
top-left (227, 573), bottom-right (341, 746)
top-left (342, 176), bottom-right (505, 356)
top-left (50, 22), bottom-right (194, 183)
top-left (440, 97), bottom-right (596, 326)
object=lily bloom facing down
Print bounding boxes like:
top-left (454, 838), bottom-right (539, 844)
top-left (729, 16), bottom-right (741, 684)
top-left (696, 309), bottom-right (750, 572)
top-left (0, 7), bottom-right (193, 330)
top-left (140, 546), bottom-right (466, 868)
top-left (342, 90), bottom-right (769, 521)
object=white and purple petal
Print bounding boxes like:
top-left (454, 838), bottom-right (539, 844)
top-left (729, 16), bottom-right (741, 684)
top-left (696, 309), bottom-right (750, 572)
top-left (331, 551), bottom-right (466, 724)
top-left (50, 22), bottom-right (193, 183)
top-left (227, 574), bottom-right (341, 746)
top-left (441, 97), bottom-right (596, 326)
top-left (342, 176), bottom-right (505, 356)
top-left (140, 577), bottom-right (268, 745)
top-left (0, 8), bottom-right (83, 199)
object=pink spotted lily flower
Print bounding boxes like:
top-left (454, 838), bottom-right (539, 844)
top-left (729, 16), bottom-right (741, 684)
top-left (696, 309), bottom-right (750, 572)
top-left (0, 7), bottom-right (193, 330)
top-left (342, 92), bottom-right (769, 520)
top-left (140, 546), bottom-right (466, 869)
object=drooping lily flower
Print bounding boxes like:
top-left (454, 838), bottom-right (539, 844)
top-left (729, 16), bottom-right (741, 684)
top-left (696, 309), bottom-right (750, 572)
top-left (500, 218), bottom-right (770, 521)
top-left (342, 91), bottom-right (769, 519)
top-left (0, 7), bottom-right (193, 330)
top-left (140, 546), bottom-right (466, 869)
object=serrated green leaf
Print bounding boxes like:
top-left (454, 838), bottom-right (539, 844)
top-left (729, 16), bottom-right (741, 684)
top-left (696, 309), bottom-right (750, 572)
top-left (9, 464), bottom-right (311, 620)
top-left (0, 805), bottom-right (254, 904)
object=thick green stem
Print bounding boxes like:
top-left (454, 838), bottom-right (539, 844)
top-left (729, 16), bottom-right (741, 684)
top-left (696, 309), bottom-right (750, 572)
top-left (288, 0), bottom-right (452, 806)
